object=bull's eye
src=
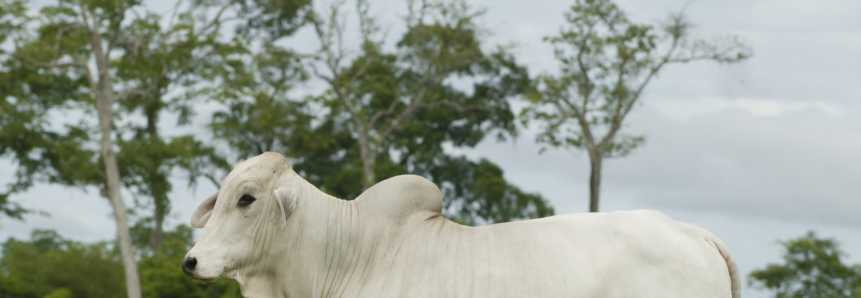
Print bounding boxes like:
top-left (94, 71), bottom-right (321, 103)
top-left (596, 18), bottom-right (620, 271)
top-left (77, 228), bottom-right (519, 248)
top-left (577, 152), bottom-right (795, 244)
top-left (237, 195), bottom-right (256, 207)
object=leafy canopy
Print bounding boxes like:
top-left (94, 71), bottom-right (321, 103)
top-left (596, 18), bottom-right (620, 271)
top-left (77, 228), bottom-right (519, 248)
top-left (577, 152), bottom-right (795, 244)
top-left (749, 231), bottom-right (861, 298)
top-left (0, 227), bottom-right (243, 298)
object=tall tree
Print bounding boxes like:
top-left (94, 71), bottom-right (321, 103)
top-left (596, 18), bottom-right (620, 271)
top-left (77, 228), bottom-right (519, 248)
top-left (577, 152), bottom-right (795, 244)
top-left (208, 43), bottom-right (314, 157)
top-left (7, 0), bottom-right (146, 295)
top-left (112, 0), bottom-right (313, 253)
top-left (112, 0), bottom-right (235, 255)
top-left (522, 0), bottom-right (751, 212)
top-left (0, 0), bottom-right (93, 220)
top-left (207, 0), bottom-right (554, 225)
top-left (309, 0), bottom-right (521, 189)
top-left (749, 231), bottom-right (861, 298)
top-left (0, 57), bottom-right (95, 220)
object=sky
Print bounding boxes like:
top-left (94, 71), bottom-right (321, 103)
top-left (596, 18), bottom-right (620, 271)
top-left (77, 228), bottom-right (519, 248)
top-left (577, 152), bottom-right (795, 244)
top-left (2, 0), bottom-right (861, 297)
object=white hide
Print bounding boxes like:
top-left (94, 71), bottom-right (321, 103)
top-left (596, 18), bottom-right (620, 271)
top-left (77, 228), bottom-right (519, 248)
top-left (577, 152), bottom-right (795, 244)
top-left (185, 152), bottom-right (740, 298)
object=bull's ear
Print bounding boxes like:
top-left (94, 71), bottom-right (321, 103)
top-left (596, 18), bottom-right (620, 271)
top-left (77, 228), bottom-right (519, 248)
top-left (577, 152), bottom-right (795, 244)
top-left (191, 192), bottom-right (218, 228)
top-left (274, 188), bottom-right (297, 228)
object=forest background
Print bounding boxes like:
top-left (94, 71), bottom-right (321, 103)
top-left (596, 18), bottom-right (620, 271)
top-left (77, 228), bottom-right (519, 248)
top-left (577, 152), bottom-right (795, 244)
top-left (1, 0), bottom-right (860, 297)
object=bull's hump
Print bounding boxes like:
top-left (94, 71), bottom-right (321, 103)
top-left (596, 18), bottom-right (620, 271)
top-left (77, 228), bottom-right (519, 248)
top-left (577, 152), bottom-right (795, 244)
top-left (354, 175), bottom-right (443, 223)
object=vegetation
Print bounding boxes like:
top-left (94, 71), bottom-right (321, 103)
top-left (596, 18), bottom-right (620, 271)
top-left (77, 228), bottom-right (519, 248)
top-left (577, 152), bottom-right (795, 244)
top-left (204, 0), bottom-right (554, 224)
top-left (522, 0), bottom-right (751, 212)
top-left (749, 232), bottom-right (861, 298)
top-left (0, 0), bottom-right (757, 296)
top-left (0, 227), bottom-right (242, 298)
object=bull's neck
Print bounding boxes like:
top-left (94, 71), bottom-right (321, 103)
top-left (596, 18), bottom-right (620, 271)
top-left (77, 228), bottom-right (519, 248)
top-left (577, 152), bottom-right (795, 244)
top-left (285, 181), bottom-right (369, 298)
top-left (313, 195), bottom-right (366, 297)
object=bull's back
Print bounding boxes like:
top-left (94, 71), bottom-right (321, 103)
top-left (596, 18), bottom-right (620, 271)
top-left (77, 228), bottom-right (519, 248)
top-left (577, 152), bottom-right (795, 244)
top-left (364, 210), bottom-right (732, 298)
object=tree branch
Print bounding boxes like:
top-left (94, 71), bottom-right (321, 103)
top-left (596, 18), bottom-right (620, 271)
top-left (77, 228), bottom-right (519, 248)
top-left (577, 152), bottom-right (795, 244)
top-left (424, 99), bottom-right (487, 111)
top-left (554, 86), bottom-right (596, 148)
top-left (576, 25), bottom-right (596, 113)
top-left (15, 54), bottom-right (96, 90)
top-left (165, 0), bottom-right (185, 33)
top-left (195, 1), bottom-right (234, 36)
top-left (106, 1), bottom-right (129, 54)
top-left (597, 56), bottom-right (631, 151)
top-left (369, 88), bottom-right (401, 127)
top-left (202, 173), bottom-right (221, 189)
top-left (115, 85), bottom-right (147, 101)
top-left (375, 86), bottom-right (428, 149)
top-left (599, 21), bottom-right (683, 151)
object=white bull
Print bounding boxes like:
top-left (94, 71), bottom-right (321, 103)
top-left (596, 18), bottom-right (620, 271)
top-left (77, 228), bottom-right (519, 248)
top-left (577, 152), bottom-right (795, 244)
top-left (183, 152), bottom-right (740, 298)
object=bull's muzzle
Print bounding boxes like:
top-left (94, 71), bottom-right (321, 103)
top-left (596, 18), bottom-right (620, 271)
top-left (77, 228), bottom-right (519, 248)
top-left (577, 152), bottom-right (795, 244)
top-left (181, 256), bottom-right (198, 276)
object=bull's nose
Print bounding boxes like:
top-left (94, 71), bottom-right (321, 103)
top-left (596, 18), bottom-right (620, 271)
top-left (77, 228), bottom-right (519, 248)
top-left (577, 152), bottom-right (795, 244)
top-left (181, 257), bottom-right (197, 275)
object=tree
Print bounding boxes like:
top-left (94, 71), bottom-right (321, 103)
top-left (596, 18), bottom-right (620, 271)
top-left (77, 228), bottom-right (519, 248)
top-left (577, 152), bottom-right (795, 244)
top-left (4, 0), bottom-right (146, 294)
top-left (112, 0), bottom-right (236, 255)
top-left (0, 230), bottom-right (126, 298)
top-left (0, 0), bottom-right (30, 219)
top-left (309, 0), bottom-right (522, 189)
top-left (749, 231), bottom-right (861, 298)
top-left (0, 0), bottom-right (95, 220)
top-left (430, 157), bottom-right (554, 225)
top-left (205, 0), bottom-right (554, 225)
top-left (522, 0), bottom-right (751, 212)
top-left (0, 227), bottom-right (243, 298)
top-left (2, 0), bottom-right (241, 269)
top-left (207, 43), bottom-right (316, 159)
top-left (110, 0), bottom-right (313, 254)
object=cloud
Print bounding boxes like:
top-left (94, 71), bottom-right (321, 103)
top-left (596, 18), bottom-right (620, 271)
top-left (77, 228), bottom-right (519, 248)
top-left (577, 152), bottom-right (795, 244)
top-left (613, 103), bottom-right (861, 223)
top-left (649, 97), bottom-right (845, 122)
top-left (461, 99), bottom-right (861, 226)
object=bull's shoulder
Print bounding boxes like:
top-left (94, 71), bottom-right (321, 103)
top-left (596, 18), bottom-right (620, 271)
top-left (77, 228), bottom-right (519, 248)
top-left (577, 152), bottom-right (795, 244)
top-left (354, 175), bottom-right (443, 224)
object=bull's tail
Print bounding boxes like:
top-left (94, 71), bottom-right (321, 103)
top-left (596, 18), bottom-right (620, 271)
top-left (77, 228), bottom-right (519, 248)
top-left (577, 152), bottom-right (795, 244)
top-left (710, 237), bottom-right (741, 298)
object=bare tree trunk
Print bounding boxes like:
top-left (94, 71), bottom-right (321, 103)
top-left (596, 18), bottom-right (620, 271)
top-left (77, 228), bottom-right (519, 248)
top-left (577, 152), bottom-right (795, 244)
top-left (145, 108), bottom-right (164, 255)
top-left (151, 205), bottom-right (163, 254)
top-left (588, 151), bottom-right (603, 213)
top-left (97, 92), bottom-right (142, 298)
top-left (91, 22), bottom-right (142, 296)
top-left (151, 184), bottom-right (165, 255)
top-left (150, 192), bottom-right (164, 255)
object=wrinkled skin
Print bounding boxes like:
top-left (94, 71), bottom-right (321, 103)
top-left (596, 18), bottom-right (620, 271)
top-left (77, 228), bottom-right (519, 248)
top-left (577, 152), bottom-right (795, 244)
top-left (184, 152), bottom-right (740, 298)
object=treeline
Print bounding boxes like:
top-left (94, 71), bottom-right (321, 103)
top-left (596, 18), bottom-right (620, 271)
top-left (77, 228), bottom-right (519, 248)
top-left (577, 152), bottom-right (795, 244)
top-left (0, 226), bottom-right (242, 297)
top-left (0, 0), bottom-right (749, 296)
top-left (749, 232), bottom-right (861, 298)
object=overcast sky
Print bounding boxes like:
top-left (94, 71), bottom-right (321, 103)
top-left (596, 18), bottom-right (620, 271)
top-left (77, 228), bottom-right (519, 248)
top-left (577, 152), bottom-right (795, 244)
top-left (2, 0), bottom-right (860, 297)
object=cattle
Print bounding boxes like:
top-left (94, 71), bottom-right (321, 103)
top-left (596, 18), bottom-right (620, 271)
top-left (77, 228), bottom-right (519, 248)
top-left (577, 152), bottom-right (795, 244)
top-left (183, 152), bottom-right (740, 298)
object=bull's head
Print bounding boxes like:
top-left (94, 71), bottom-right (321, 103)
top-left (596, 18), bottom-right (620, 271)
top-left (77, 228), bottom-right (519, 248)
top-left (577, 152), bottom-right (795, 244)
top-left (182, 152), bottom-right (302, 291)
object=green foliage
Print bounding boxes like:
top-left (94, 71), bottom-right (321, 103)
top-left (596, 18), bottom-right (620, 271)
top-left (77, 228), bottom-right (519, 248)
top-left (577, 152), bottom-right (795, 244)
top-left (206, 0), bottom-right (553, 224)
top-left (118, 134), bottom-right (227, 252)
top-left (109, 0), bottom-right (237, 254)
top-left (208, 44), bottom-right (315, 157)
top-left (1, 0), bottom-right (95, 220)
top-left (0, 0), bottom-right (27, 49)
top-left (0, 0), bottom-right (116, 219)
top-left (430, 157), bottom-right (553, 225)
top-left (522, 0), bottom-right (751, 157)
top-left (233, 0), bottom-right (311, 41)
top-left (0, 47), bottom-right (95, 219)
top-left (520, 0), bottom-right (750, 212)
top-left (0, 230), bottom-right (126, 298)
top-left (749, 231), bottom-right (861, 298)
top-left (0, 227), bottom-right (242, 298)
top-left (1, 0), bottom-right (233, 256)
